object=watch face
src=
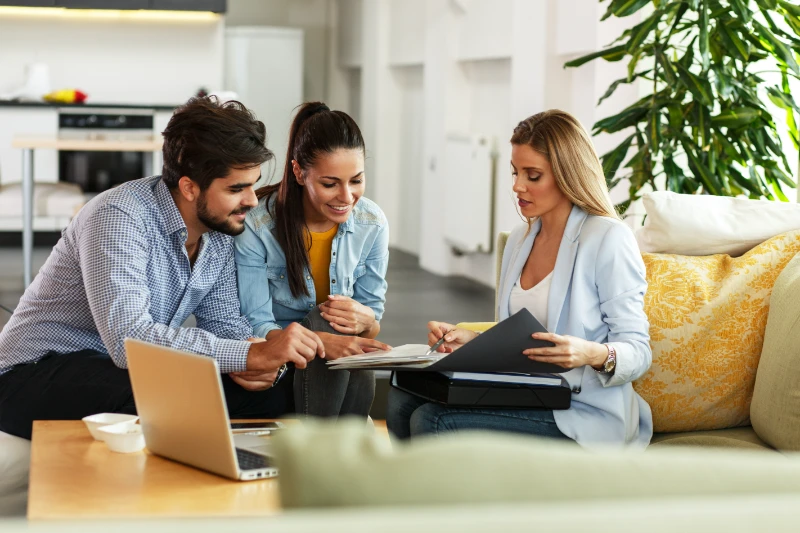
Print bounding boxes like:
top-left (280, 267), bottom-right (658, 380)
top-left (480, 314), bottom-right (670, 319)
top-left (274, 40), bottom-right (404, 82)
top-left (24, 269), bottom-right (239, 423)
top-left (604, 358), bottom-right (616, 373)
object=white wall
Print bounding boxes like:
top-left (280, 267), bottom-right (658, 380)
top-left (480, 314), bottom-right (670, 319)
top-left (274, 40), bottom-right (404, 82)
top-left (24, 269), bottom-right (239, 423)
top-left (326, 0), bottom-right (643, 287)
top-left (0, 10), bottom-right (223, 105)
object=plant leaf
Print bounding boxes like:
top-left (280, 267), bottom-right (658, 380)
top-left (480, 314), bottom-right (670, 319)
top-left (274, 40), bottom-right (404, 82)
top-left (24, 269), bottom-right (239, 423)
top-left (711, 107), bottom-right (761, 129)
top-left (628, 11), bottom-right (662, 52)
top-left (564, 44), bottom-right (627, 68)
top-left (779, 1), bottom-right (800, 18)
top-left (676, 63), bottom-right (714, 105)
top-left (613, 0), bottom-right (653, 18)
top-left (597, 69), bottom-right (652, 105)
top-left (730, 0), bottom-right (751, 22)
top-left (593, 105), bottom-right (650, 134)
top-left (699, 0), bottom-right (710, 71)
top-left (601, 134), bottom-right (636, 181)
top-left (718, 19), bottom-right (750, 61)
top-left (754, 21), bottom-right (800, 74)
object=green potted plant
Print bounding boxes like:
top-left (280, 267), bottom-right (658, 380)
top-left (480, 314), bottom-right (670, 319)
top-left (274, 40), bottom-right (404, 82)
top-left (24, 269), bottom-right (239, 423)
top-left (566, 0), bottom-right (800, 213)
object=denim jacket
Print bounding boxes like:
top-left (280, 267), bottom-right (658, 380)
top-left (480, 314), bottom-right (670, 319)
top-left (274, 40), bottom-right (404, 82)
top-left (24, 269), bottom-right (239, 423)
top-left (234, 195), bottom-right (390, 338)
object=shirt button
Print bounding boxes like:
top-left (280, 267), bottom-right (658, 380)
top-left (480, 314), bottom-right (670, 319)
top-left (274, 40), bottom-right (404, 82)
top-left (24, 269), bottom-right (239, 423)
top-left (333, 252), bottom-right (336, 256)
top-left (280, 275), bottom-right (284, 279)
top-left (309, 303), bottom-right (314, 308)
top-left (332, 279), bottom-right (336, 284)
top-left (306, 275), bottom-right (311, 280)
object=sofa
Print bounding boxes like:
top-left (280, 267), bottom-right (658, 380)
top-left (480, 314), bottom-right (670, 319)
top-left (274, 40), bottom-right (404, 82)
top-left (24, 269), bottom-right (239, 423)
top-left (457, 190), bottom-right (800, 453)
top-left (1, 192), bottom-right (799, 519)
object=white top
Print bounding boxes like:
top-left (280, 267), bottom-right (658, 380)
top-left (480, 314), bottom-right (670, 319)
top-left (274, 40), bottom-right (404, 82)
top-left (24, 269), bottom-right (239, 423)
top-left (508, 270), bottom-right (553, 326)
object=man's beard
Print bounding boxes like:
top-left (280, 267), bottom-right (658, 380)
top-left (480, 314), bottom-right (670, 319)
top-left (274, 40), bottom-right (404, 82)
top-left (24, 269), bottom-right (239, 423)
top-left (196, 192), bottom-right (249, 236)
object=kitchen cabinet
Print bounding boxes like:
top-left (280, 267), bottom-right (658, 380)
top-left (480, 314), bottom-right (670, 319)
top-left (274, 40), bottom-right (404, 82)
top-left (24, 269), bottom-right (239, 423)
top-left (0, 1), bottom-right (56, 6)
top-left (0, 0), bottom-right (226, 11)
top-left (0, 108), bottom-right (58, 186)
top-left (149, 1), bottom-right (226, 13)
top-left (55, 1), bottom-right (148, 8)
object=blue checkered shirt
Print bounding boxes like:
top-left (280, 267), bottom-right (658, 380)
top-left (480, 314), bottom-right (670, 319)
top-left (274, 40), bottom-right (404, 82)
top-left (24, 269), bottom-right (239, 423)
top-left (0, 176), bottom-right (254, 376)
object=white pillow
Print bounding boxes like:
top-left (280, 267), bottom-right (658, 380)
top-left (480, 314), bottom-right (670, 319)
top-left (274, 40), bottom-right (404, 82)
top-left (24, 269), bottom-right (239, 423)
top-left (635, 191), bottom-right (800, 256)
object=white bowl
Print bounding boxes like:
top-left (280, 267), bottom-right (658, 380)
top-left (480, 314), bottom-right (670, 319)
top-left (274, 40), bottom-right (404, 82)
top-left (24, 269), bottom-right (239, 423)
top-left (96, 422), bottom-right (146, 454)
top-left (82, 413), bottom-right (139, 441)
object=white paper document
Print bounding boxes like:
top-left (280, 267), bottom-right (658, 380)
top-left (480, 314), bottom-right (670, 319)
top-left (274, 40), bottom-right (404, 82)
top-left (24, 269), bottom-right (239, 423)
top-left (440, 371), bottom-right (562, 386)
top-left (326, 344), bottom-right (444, 369)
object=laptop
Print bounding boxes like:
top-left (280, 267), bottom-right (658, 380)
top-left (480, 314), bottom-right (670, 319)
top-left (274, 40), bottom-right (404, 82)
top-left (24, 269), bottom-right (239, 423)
top-left (125, 338), bottom-right (278, 481)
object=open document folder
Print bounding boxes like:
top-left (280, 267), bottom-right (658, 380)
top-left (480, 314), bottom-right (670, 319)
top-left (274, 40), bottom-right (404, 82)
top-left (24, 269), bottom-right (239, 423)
top-left (326, 309), bottom-right (567, 375)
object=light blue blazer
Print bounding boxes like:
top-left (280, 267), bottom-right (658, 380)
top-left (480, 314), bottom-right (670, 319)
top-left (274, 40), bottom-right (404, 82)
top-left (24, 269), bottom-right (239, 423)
top-left (498, 205), bottom-right (653, 449)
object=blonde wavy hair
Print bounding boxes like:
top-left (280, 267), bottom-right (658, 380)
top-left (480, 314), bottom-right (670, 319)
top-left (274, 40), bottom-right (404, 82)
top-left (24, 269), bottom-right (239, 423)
top-left (510, 109), bottom-right (619, 221)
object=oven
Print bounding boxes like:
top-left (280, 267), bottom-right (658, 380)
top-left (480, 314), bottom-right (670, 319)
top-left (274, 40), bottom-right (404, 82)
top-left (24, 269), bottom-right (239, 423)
top-left (58, 108), bottom-right (155, 195)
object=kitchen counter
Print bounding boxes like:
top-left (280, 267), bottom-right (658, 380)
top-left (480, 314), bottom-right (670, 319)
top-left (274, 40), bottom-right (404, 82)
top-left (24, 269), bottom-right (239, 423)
top-left (0, 100), bottom-right (178, 111)
top-left (12, 136), bottom-right (163, 151)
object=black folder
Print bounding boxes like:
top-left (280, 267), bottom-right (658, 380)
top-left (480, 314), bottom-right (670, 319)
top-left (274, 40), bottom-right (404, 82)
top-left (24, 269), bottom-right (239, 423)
top-left (388, 309), bottom-right (572, 409)
top-left (376, 309), bottom-right (568, 375)
top-left (391, 371), bottom-right (572, 409)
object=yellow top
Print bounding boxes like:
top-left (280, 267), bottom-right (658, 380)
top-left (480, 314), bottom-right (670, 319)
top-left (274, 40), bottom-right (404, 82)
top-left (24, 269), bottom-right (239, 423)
top-left (306, 224), bottom-right (339, 305)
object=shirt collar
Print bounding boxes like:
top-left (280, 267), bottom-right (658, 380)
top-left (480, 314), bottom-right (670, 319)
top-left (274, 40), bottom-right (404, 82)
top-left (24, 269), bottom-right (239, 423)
top-left (154, 178), bottom-right (188, 236)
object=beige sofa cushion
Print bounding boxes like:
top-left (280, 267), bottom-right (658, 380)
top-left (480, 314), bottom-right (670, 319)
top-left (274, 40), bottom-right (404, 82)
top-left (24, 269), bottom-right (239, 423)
top-left (272, 420), bottom-right (800, 509)
top-left (651, 426), bottom-right (773, 451)
top-left (751, 253), bottom-right (800, 451)
top-left (634, 231), bottom-right (800, 433)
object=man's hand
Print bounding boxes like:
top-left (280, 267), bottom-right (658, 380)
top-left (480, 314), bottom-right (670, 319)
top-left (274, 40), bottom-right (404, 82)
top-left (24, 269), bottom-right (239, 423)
top-left (319, 295), bottom-right (377, 335)
top-left (317, 331), bottom-right (391, 360)
top-left (246, 322), bottom-right (324, 371)
top-left (229, 370), bottom-right (279, 391)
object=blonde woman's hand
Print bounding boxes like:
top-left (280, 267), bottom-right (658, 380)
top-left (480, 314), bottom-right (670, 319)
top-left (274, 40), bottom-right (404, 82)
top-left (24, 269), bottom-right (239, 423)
top-left (427, 321), bottom-right (479, 353)
top-left (523, 332), bottom-right (609, 369)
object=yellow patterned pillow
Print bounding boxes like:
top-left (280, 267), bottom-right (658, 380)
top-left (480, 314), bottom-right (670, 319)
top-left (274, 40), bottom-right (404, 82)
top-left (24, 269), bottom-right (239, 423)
top-left (633, 230), bottom-right (800, 433)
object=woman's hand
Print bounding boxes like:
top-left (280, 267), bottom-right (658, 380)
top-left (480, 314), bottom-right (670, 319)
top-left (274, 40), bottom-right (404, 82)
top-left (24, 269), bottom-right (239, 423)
top-left (317, 331), bottom-right (391, 361)
top-left (524, 332), bottom-right (609, 370)
top-left (427, 321), bottom-right (479, 353)
top-left (319, 295), bottom-right (376, 335)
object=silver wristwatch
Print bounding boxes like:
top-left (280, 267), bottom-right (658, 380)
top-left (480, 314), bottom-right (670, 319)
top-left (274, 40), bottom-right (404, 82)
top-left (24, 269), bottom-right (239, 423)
top-left (601, 344), bottom-right (616, 374)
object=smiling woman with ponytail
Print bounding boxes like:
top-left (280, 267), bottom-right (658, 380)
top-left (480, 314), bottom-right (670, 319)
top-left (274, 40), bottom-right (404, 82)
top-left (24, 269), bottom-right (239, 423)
top-left (234, 102), bottom-right (391, 419)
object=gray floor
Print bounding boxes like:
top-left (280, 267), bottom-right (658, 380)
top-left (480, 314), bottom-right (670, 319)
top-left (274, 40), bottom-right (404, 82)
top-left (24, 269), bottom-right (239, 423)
top-left (0, 245), bottom-right (496, 418)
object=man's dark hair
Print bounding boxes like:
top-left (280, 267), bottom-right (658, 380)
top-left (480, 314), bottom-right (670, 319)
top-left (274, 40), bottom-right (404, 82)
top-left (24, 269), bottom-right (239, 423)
top-left (161, 96), bottom-right (273, 190)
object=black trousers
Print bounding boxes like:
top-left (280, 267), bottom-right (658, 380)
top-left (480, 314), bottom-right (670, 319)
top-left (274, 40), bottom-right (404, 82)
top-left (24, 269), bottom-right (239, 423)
top-left (0, 349), bottom-right (294, 440)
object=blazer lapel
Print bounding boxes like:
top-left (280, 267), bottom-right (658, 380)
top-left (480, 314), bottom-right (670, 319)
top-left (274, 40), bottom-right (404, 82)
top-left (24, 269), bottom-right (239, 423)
top-left (498, 221), bottom-right (539, 320)
top-left (545, 205), bottom-right (588, 333)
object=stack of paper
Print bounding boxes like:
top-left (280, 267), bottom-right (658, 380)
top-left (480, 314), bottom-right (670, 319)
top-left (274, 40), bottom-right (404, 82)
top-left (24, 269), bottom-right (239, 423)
top-left (326, 344), bottom-right (443, 370)
top-left (440, 371), bottom-right (562, 386)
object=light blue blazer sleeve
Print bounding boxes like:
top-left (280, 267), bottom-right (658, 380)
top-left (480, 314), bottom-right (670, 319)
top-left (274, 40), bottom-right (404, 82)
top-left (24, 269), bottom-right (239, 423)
top-left (593, 223), bottom-right (651, 387)
top-left (234, 221), bottom-right (283, 338)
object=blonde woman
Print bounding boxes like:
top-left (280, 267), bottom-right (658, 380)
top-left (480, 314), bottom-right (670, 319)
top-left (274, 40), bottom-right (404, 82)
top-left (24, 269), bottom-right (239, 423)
top-left (386, 110), bottom-right (653, 449)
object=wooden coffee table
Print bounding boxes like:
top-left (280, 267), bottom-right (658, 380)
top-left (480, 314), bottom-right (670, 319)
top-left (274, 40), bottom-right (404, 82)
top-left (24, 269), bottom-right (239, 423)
top-left (28, 420), bottom-right (282, 520)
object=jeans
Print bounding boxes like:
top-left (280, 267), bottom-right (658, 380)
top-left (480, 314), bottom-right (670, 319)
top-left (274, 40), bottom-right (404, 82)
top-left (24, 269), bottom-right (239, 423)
top-left (294, 308), bottom-right (375, 419)
top-left (386, 387), bottom-right (572, 441)
top-left (0, 349), bottom-right (294, 440)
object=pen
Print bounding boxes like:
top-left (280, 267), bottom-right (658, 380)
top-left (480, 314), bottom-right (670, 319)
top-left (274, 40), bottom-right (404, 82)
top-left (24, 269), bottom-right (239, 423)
top-left (426, 330), bottom-right (451, 355)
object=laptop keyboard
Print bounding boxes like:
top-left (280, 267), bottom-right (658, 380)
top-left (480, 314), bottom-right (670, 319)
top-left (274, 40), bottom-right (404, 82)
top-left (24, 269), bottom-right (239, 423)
top-left (236, 448), bottom-right (271, 471)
